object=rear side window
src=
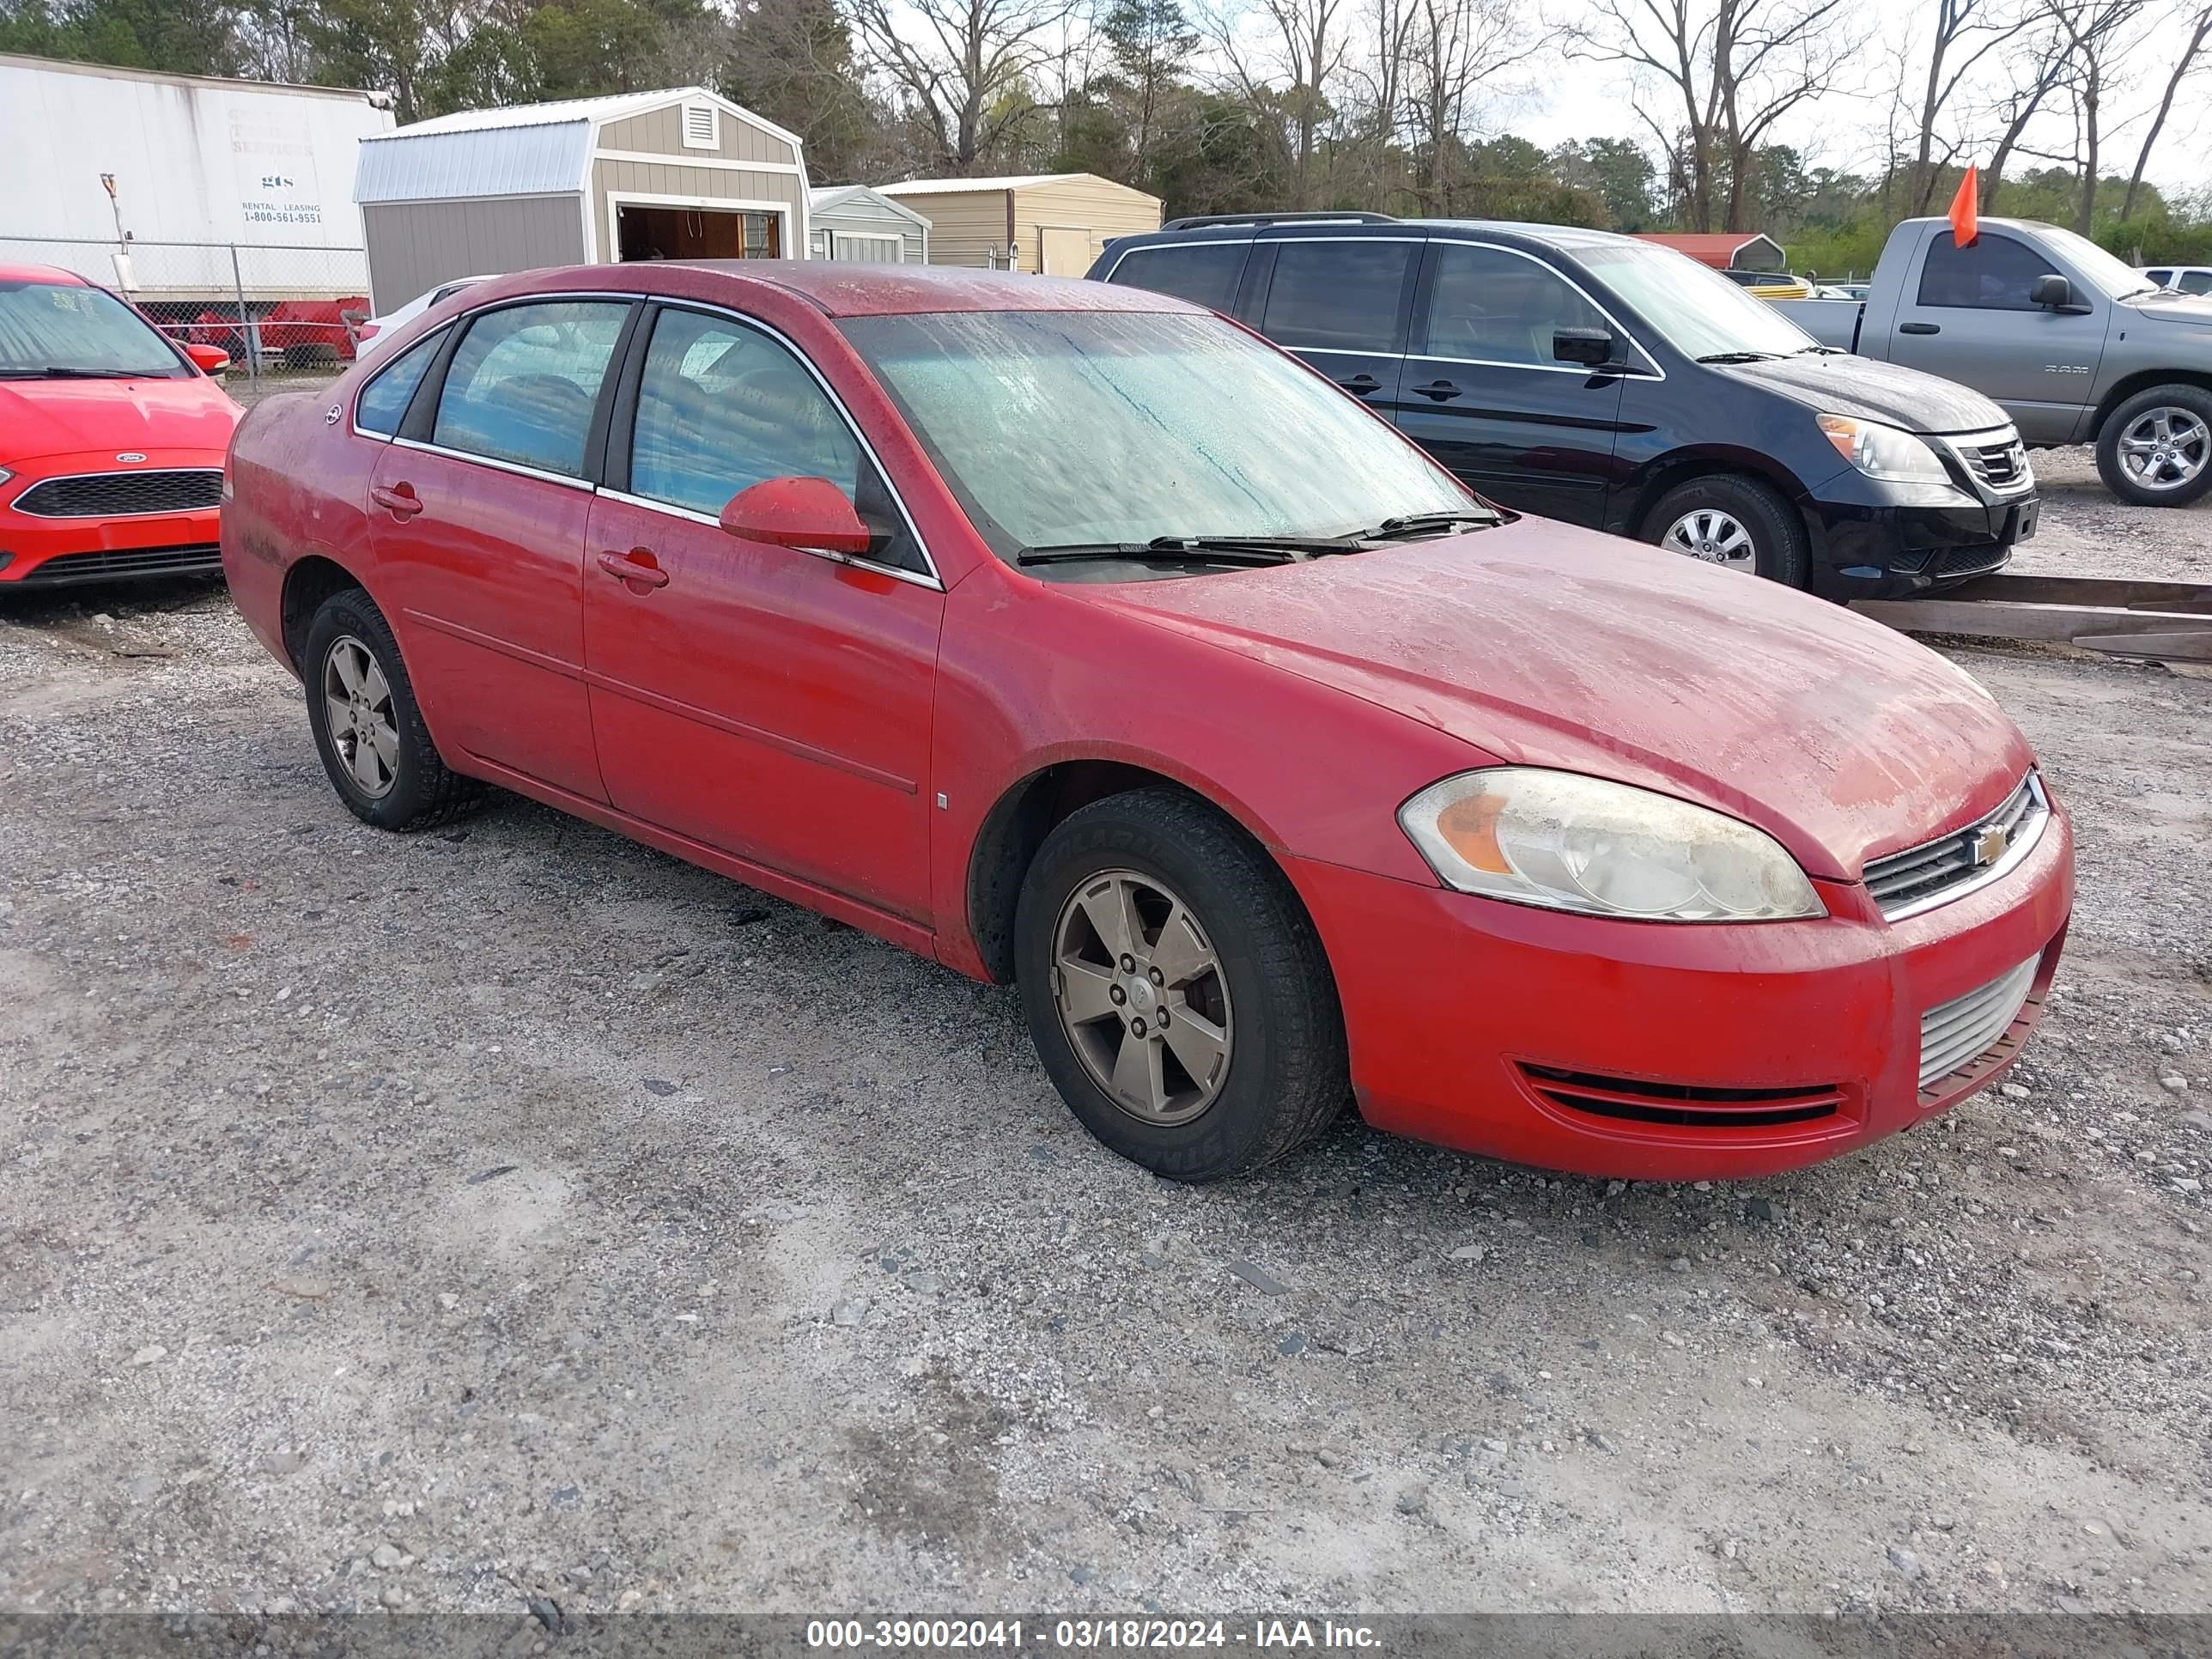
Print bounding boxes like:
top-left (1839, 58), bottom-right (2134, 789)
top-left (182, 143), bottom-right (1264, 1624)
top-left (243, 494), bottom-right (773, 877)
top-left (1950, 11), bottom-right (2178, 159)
top-left (433, 300), bottom-right (630, 477)
top-left (1916, 233), bottom-right (2054, 310)
top-left (1419, 244), bottom-right (1611, 366)
top-left (355, 326), bottom-right (446, 435)
top-left (2181, 270), bottom-right (2212, 295)
top-left (1107, 243), bottom-right (1248, 312)
top-left (1261, 241), bottom-right (1414, 353)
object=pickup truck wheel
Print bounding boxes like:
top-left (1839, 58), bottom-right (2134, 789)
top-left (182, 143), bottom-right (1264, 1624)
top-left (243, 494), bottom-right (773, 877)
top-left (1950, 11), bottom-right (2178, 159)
top-left (2097, 386), bottom-right (2212, 506)
top-left (303, 588), bottom-right (485, 832)
top-left (1014, 787), bottom-right (1349, 1182)
top-left (1644, 476), bottom-right (1808, 587)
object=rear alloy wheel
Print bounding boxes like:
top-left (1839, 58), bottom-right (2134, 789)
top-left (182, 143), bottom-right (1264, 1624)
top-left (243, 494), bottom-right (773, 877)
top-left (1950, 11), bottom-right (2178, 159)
top-left (1014, 787), bottom-right (1348, 1182)
top-left (2097, 386), bottom-right (2212, 506)
top-left (302, 587), bottom-right (484, 832)
top-left (1643, 475), bottom-right (1809, 587)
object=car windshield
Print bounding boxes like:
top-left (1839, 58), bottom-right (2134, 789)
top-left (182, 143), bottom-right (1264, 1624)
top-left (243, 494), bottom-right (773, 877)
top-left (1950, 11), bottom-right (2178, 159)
top-left (2036, 224), bottom-right (2160, 299)
top-left (0, 278), bottom-right (185, 378)
top-left (837, 308), bottom-right (1479, 568)
top-left (1574, 241), bottom-right (1819, 361)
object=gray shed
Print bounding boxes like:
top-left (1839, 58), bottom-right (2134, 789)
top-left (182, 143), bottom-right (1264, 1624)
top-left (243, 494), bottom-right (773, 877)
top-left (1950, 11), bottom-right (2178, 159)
top-left (808, 185), bottom-right (930, 264)
top-left (353, 87), bottom-right (809, 312)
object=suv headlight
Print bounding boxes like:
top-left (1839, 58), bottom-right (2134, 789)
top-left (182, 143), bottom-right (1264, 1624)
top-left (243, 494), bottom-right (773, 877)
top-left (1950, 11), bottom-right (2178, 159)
top-left (1398, 768), bottom-right (1823, 922)
top-left (1817, 414), bottom-right (1953, 485)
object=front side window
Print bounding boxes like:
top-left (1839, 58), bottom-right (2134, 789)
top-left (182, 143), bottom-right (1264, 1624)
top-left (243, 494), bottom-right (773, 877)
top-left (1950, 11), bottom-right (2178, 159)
top-left (1419, 245), bottom-right (1612, 366)
top-left (1108, 243), bottom-right (1249, 313)
top-left (1261, 240), bottom-right (1414, 353)
top-left (840, 308), bottom-right (1474, 566)
top-left (432, 301), bottom-right (630, 477)
top-left (0, 278), bottom-right (185, 379)
top-left (1916, 233), bottom-right (2058, 310)
top-left (355, 326), bottom-right (446, 434)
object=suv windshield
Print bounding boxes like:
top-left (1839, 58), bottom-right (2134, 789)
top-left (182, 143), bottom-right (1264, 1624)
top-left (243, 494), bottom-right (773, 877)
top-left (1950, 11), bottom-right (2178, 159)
top-left (1575, 241), bottom-right (1817, 362)
top-left (838, 309), bottom-right (1477, 569)
top-left (0, 279), bottom-right (186, 379)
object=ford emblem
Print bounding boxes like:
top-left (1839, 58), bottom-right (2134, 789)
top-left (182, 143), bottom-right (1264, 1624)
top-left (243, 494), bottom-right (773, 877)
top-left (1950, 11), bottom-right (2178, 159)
top-left (116, 452), bottom-right (147, 463)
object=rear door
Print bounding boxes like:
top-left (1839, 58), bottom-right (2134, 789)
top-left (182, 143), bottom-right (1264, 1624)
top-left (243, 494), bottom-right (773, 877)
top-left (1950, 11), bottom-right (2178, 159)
top-left (1391, 240), bottom-right (1629, 526)
top-left (1245, 234), bottom-right (1419, 415)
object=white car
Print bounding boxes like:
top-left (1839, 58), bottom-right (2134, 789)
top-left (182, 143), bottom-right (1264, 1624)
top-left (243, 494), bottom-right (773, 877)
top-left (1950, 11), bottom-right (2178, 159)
top-left (2139, 264), bottom-right (2212, 296)
top-left (350, 276), bottom-right (493, 362)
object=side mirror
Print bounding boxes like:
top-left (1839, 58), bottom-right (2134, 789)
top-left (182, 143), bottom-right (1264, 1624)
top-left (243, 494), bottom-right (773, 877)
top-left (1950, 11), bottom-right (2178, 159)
top-left (185, 342), bottom-right (229, 376)
top-left (1553, 326), bottom-right (1618, 368)
top-left (719, 476), bottom-right (872, 556)
top-left (2029, 273), bottom-right (2076, 310)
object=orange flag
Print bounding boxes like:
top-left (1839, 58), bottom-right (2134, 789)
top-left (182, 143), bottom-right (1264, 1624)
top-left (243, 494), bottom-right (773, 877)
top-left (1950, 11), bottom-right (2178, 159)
top-left (1949, 163), bottom-right (1980, 247)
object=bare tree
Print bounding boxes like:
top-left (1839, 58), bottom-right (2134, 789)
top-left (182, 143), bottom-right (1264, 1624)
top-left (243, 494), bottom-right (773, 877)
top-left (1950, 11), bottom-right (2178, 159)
top-left (1979, 8), bottom-right (2081, 209)
top-left (845, 0), bottom-right (1076, 173)
top-left (1197, 0), bottom-right (1352, 206)
top-left (1402, 0), bottom-right (1545, 211)
top-left (2042, 0), bottom-right (2138, 231)
top-left (1559, 0), bottom-right (1860, 232)
top-left (1903, 0), bottom-right (2035, 213)
top-left (2121, 0), bottom-right (2212, 218)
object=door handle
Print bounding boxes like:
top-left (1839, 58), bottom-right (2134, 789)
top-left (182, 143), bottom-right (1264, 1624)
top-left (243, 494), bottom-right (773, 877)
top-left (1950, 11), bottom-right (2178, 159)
top-left (369, 482), bottom-right (422, 519)
top-left (1899, 322), bottom-right (1941, 335)
top-left (1413, 379), bottom-right (1462, 401)
top-left (597, 548), bottom-right (670, 589)
top-left (1334, 373), bottom-right (1382, 396)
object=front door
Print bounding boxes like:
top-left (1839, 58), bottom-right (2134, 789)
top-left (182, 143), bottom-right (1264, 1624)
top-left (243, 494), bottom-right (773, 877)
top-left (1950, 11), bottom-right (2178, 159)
top-left (1390, 240), bottom-right (1627, 526)
top-left (1249, 235), bottom-right (1418, 417)
top-left (1886, 226), bottom-right (2109, 445)
top-left (365, 296), bottom-right (634, 800)
top-left (581, 303), bottom-right (944, 921)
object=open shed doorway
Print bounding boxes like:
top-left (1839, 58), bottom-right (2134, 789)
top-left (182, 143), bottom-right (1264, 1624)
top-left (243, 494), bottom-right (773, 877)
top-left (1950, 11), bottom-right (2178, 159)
top-left (615, 202), bottom-right (781, 262)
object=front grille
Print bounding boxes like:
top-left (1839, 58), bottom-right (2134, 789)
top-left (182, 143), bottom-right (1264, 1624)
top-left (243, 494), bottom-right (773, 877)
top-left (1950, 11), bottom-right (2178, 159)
top-left (1918, 956), bottom-right (2039, 1091)
top-left (13, 469), bottom-right (225, 519)
top-left (1931, 543), bottom-right (2011, 580)
top-left (1944, 428), bottom-right (2033, 494)
top-left (9, 544), bottom-right (224, 586)
top-left (1863, 772), bottom-right (2048, 921)
top-left (1520, 1065), bottom-right (1845, 1129)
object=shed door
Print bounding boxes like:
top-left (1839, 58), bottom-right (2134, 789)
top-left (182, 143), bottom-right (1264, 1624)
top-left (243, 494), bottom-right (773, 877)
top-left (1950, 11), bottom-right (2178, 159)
top-left (831, 231), bottom-right (906, 264)
top-left (1039, 225), bottom-right (1091, 276)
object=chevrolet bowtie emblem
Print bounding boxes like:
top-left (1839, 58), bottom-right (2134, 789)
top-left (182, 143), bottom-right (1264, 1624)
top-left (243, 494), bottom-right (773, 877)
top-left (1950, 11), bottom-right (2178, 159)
top-left (1972, 823), bottom-right (2010, 866)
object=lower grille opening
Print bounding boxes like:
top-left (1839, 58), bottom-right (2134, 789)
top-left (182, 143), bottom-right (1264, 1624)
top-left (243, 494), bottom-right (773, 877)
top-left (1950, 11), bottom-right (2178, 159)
top-left (11, 544), bottom-right (224, 586)
top-left (1521, 1065), bottom-right (1845, 1129)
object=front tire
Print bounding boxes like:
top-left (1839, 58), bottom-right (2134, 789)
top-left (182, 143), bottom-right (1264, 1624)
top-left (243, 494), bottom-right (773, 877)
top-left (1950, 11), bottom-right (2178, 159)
top-left (1013, 787), bottom-right (1349, 1182)
top-left (2096, 385), bottom-right (2212, 506)
top-left (1643, 474), bottom-right (1810, 586)
top-left (302, 588), bottom-right (483, 831)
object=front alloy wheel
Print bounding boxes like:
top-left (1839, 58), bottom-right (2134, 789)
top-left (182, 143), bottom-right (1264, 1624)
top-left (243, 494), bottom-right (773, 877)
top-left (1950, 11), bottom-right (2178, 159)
top-left (1662, 507), bottom-right (1757, 569)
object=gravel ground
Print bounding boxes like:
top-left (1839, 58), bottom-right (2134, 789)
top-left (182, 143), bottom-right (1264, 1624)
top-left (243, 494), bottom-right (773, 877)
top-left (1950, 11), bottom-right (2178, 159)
top-left (2014, 446), bottom-right (2212, 584)
top-left (1, 473), bottom-right (2208, 1620)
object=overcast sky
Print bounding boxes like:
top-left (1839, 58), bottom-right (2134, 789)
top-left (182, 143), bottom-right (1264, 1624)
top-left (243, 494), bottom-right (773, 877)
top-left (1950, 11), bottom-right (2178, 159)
top-left (1499, 0), bottom-right (2212, 199)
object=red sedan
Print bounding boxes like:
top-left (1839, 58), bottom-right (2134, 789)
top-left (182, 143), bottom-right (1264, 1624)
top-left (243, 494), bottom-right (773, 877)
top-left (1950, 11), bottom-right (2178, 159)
top-left (1, 265), bottom-right (238, 589)
top-left (222, 264), bottom-right (2072, 1182)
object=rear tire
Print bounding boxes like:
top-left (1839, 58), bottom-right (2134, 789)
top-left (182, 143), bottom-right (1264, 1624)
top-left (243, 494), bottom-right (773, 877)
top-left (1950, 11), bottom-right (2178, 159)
top-left (1013, 787), bottom-right (1348, 1182)
top-left (302, 588), bottom-right (484, 832)
top-left (1642, 474), bottom-right (1810, 587)
top-left (2095, 384), bottom-right (2212, 507)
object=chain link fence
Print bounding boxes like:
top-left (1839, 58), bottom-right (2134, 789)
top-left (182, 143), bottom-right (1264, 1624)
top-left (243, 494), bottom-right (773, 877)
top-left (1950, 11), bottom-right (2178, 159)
top-left (3, 236), bottom-right (374, 391)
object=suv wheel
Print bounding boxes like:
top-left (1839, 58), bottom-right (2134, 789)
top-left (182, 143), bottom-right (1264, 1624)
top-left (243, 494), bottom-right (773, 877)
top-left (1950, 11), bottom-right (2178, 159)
top-left (1644, 475), bottom-right (1809, 586)
top-left (303, 588), bottom-right (484, 831)
top-left (1013, 787), bottom-right (1348, 1182)
top-left (2096, 385), bottom-right (2212, 506)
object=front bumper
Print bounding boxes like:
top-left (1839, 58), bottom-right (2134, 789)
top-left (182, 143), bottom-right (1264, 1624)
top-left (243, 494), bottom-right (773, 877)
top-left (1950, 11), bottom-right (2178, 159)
top-left (1286, 802), bottom-right (2073, 1181)
top-left (1802, 471), bottom-right (2039, 602)
top-left (0, 449), bottom-right (227, 587)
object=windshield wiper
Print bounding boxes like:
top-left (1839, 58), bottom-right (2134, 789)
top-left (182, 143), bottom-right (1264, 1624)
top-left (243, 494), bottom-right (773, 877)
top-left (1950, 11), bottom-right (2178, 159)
top-left (1365, 509), bottom-right (1499, 539)
top-left (1794, 343), bottom-right (1850, 355)
top-left (1695, 350), bottom-right (1780, 364)
top-left (1019, 538), bottom-right (1304, 568)
top-left (0, 365), bottom-right (152, 379)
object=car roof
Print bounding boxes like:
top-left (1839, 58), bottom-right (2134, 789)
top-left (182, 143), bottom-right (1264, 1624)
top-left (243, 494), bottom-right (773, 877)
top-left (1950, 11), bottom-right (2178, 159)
top-left (0, 264), bottom-right (91, 286)
top-left (485, 260), bottom-right (1206, 319)
top-left (1113, 216), bottom-right (1650, 257)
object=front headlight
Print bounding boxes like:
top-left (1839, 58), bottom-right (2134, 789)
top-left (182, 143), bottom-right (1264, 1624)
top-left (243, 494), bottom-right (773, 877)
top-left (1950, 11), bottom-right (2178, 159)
top-left (1398, 768), bottom-right (1824, 922)
top-left (1817, 414), bottom-right (1954, 485)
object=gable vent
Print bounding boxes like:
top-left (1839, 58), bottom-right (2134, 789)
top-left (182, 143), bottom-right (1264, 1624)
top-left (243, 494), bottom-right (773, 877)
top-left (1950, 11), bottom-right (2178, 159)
top-left (681, 102), bottom-right (720, 149)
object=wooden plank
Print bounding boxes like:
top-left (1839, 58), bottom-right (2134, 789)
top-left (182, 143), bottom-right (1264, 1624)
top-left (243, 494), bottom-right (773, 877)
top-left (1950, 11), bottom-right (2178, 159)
top-left (1855, 599), bottom-right (2212, 662)
top-left (1940, 574), bottom-right (2212, 614)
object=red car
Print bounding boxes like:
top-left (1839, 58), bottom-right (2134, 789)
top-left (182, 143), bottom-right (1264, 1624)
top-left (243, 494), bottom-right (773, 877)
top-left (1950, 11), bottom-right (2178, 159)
top-left (2, 265), bottom-right (239, 589)
top-left (222, 264), bottom-right (2073, 1183)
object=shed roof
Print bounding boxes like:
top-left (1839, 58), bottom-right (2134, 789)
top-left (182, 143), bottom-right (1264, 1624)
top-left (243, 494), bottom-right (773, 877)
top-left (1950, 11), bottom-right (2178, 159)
top-left (1635, 232), bottom-right (1787, 270)
top-left (355, 87), bottom-right (803, 206)
top-left (810, 184), bottom-right (933, 228)
top-left (878, 173), bottom-right (1154, 200)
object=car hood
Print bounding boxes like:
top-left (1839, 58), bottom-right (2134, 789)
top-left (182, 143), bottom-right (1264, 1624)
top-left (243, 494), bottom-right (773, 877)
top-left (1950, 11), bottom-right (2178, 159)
top-left (1712, 351), bottom-right (2010, 434)
top-left (0, 374), bottom-right (240, 463)
top-left (2125, 291), bottom-right (2212, 330)
top-left (1083, 518), bottom-right (2033, 879)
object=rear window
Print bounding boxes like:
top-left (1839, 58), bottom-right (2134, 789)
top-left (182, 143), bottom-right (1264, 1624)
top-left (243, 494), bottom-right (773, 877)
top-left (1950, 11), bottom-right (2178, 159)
top-left (1260, 240), bottom-right (1414, 354)
top-left (1106, 242), bottom-right (1249, 313)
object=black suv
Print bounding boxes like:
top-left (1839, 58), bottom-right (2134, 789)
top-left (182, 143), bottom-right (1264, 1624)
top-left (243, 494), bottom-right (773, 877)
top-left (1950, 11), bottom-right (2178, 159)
top-left (1089, 213), bottom-right (2040, 598)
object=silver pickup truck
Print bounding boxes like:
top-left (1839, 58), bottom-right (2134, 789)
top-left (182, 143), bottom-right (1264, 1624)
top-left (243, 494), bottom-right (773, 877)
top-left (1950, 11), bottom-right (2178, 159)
top-left (1772, 216), bottom-right (2212, 507)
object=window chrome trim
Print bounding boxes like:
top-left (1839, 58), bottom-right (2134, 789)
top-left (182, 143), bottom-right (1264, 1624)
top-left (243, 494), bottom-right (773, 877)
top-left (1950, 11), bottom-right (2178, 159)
top-left (1873, 772), bottom-right (2051, 923)
top-left (390, 434), bottom-right (598, 491)
top-left (9, 467), bottom-right (225, 518)
top-left (594, 486), bottom-right (943, 592)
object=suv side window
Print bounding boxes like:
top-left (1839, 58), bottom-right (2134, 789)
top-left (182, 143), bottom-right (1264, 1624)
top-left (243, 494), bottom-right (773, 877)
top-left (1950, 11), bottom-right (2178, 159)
top-left (628, 307), bottom-right (923, 574)
top-left (432, 300), bottom-right (630, 477)
top-left (355, 325), bottom-right (446, 434)
top-left (1107, 243), bottom-right (1248, 312)
top-left (1261, 240), bottom-right (1414, 352)
top-left (1917, 232), bottom-right (2057, 310)
top-left (1419, 244), bottom-right (1611, 367)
